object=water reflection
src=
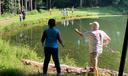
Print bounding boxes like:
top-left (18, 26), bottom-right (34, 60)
top-left (61, 19), bottom-right (74, 27)
top-left (116, 31), bottom-right (120, 36)
top-left (77, 39), bottom-right (80, 46)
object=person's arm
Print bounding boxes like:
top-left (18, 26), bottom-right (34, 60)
top-left (103, 33), bottom-right (111, 48)
top-left (57, 32), bottom-right (64, 47)
top-left (74, 28), bottom-right (84, 37)
top-left (41, 31), bottom-right (46, 46)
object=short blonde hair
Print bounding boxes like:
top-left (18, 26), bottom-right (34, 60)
top-left (89, 21), bottom-right (100, 29)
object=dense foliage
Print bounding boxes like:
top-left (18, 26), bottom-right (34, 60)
top-left (0, 0), bottom-right (128, 14)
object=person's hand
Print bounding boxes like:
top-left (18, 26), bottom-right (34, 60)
top-left (61, 43), bottom-right (64, 48)
top-left (74, 28), bottom-right (79, 32)
top-left (103, 43), bottom-right (108, 48)
top-left (103, 45), bottom-right (107, 48)
top-left (62, 44), bottom-right (64, 48)
top-left (111, 50), bottom-right (115, 53)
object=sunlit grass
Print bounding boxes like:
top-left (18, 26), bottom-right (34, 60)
top-left (0, 6), bottom-right (122, 28)
top-left (0, 38), bottom-right (41, 75)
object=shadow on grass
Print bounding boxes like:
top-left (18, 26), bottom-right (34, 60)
top-left (0, 68), bottom-right (63, 76)
top-left (0, 69), bottom-right (56, 76)
top-left (0, 68), bottom-right (88, 76)
top-left (27, 73), bottom-right (88, 76)
top-left (0, 68), bottom-right (25, 76)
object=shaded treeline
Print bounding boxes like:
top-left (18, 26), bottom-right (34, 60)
top-left (0, 0), bottom-right (128, 15)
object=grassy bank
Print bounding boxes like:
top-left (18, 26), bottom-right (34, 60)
top-left (0, 6), bottom-right (123, 30)
top-left (0, 39), bottom-right (41, 76)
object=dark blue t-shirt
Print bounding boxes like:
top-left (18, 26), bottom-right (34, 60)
top-left (44, 27), bottom-right (59, 48)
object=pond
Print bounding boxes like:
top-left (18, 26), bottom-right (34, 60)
top-left (3, 15), bottom-right (127, 73)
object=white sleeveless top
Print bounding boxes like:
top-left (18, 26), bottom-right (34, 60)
top-left (84, 30), bottom-right (109, 53)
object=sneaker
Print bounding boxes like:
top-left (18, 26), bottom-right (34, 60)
top-left (57, 73), bottom-right (64, 76)
top-left (43, 73), bottom-right (47, 76)
top-left (89, 67), bottom-right (94, 72)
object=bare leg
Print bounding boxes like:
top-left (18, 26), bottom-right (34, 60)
top-left (94, 54), bottom-right (99, 76)
top-left (90, 52), bottom-right (99, 76)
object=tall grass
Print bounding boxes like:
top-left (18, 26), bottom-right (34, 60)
top-left (0, 39), bottom-right (40, 76)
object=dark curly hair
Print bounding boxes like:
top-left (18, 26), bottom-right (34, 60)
top-left (48, 19), bottom-right (56, 28)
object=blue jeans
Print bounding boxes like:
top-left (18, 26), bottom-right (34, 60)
top-left (43, 47), bottom-right (61, 74)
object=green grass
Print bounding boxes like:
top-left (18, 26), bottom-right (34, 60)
top-left (0, 39), bottom-right (41, 76)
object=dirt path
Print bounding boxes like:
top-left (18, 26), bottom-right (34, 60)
top-left (0, 16), bottom-right (19, 31)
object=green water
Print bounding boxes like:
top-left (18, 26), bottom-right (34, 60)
top-left (3, 15), bottom-right (128, 73)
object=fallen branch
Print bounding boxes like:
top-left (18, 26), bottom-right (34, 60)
top-left (21, 59), bottom-right (88, 74)
top-left (21, 59), bottom-right (128, 76)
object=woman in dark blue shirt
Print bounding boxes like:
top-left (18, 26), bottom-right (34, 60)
top-left (41, 19), bottom-right (64, 76)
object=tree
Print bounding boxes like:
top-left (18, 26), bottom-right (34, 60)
top-left (0, 0), bottom-right (127, 14)
top-left (21, 0), bottom-right (23, 7)
top-left (95, 0), bottom-right (99, 6)
top-left (34, 0), bottom-right (37, 9)
top-left (2, 0), bottom-right (11, 13)
top-left (25, 0), bottom-right (28, 11)
top-left (0, 0), bottom-right (1, 15)
top-left (29, 0), bottom-right (33, 10)
top-left (47, 0), bottom-right (51, 10)
top-left (10, 0), bottom-right (17, 14)
top-left (80, 0), bottom-right (83, 7)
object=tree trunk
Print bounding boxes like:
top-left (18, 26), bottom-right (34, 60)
top-left (18, 0), bottom-right (20, 11)
top-left (50, 0), bottom-right (51, 9)
top-left (10, 0), bottom-right (13, 13)
top-left (22, 0), bottom-right (23, 7)
top-left (95, 0), bottom-right (99, 6)
top-left (0, 0), bottom-right (1, 15)
top-left (48, 0), bottom-right (51, 10)
top-left (80, 0), bottom-right (83, 7)
top-left (34, 0), bottom-right (37, 9)
top-left (14, 0), bottom-right (17, 14)
top-left (29, 0), bottom-right (32, 11)
top-left (25, 0), bottom-right (27, 11)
